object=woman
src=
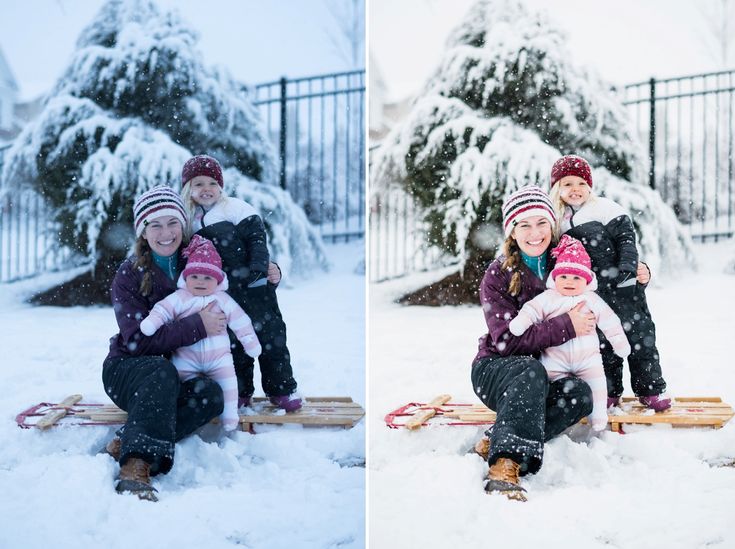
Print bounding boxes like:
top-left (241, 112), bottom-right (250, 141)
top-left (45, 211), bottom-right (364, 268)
top-left (101, 185), bottom-right (280, 501)
top-left (471, 185), bottom-right (600, 502)
top-left (101, 185), bottom-right (228, 501)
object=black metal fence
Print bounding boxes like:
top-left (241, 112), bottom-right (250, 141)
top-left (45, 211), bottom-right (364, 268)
top-left (253, 70), bottom-right (365, 242)
top-left (0, 187), bottom-right (79, 283)
top-left (623, 69), bottom-right (735, 241)
top-left (368, 184), bottom-right (454, 282)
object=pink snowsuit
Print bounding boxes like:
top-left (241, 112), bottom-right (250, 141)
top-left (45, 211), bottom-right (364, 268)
top-left (508, 275), bottom-right (631, 431)
top-left (140, 274), bottom-right (261, 431)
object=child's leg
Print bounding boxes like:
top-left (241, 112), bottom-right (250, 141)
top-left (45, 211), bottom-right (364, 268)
top-left (244, 284), bottom-right (297, 397)
top-left (597, 329), bottom-right (625, 398)
top-left (171, 356), bottom-right (201, 383)
top-left (574, 357), bottom-right (609, 431)
top-left (228, 330), bottom-right (255, 398)
top-left (621, 290), bottom-right (667, 397)
top-left (206, 356), bottom-right (240, 431)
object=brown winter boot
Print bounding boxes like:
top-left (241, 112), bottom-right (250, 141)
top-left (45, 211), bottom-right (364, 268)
top-left (102, 437), bottom-right (121, 461)
top-left (469, 436), bottom-right (491, 461)
top-left (116, 458), bottom-right (158, 502)
top-left (484, 458), bottom-right (527, 502)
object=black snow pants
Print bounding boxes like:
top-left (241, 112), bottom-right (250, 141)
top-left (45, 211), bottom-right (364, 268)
top-left (102, 355), bottom-right (224, 475)
top-left (471, 354), bottom-right (593, 475)
top-left (228, 282), bottom-right (297, 398)
top-left (597, 283), bottom-right (667, 398)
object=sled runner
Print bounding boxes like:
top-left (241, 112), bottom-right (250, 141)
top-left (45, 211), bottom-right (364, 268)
top-left (385, 395), bottom-right (734, 433)
top-left (17, 395), bottom-right (365, 433)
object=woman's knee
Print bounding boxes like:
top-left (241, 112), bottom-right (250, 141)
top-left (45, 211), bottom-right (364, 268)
top-left (150, 358), bottom-right (181, 390)
top-left (188, 376), bottom-right (225, 417)
top-left (561, 377), bottom-right (594, 412)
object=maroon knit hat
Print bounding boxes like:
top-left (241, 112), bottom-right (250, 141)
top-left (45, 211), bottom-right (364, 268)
top-left (550, 234), bottom-right (593, 284)
top-left (181, 155), bottom-right (224, 188)
top-left (182, 235), bottom-right (225, 284)
top-left (550, 155), bottom-right (593, 188)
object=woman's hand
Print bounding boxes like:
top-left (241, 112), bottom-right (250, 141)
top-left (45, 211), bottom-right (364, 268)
top-left (568, 301), bottom-right (596, 336)
top-left (199, 301), bottom-right (227, 336)
top-left (267, 262), bottom-right (281, 285)
top-left (636, 262), bottom-right (650, 285)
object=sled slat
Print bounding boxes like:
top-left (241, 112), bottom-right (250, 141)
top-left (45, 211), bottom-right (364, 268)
top-left (405, 394), bottom-right (452, 430)
top-left (35, 395), bottom-right (83, 429)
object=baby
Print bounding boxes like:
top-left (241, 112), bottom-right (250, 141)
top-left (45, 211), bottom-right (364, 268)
top-left (140, 234), bottom-right (261, 431)
top-left (509, 234), bottom-right (631, 431)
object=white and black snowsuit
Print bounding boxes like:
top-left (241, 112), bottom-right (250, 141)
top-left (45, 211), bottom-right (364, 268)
top-left (194, 198), bottom-right (297, 399)
top-left (561, 197), bottom-right (667, 398)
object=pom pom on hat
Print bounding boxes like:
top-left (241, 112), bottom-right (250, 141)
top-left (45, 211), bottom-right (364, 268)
top-left (181, 154), bottom-right (224, 188)
top-left (550, 154), bottom-right (593, 188)
top-left (502, 185), bottom-right (556, 237)
top-left (182, 235), bottom-right (225, 284)
top-left (550, 234), bottom-right (593, 284)
top-left (133, 185), bottom-right (187, 238)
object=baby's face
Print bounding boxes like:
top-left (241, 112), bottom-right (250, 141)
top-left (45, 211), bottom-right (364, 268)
top-left (185, 273), bottom-right (218, 296)
top-left (554, 274), bottom-right (587, 296)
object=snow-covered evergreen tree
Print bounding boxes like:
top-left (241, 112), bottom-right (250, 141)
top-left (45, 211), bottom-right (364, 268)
top-left (372, 0), bottom-right (694, 303)
top-left (0, 0), bottom-right (327, 304)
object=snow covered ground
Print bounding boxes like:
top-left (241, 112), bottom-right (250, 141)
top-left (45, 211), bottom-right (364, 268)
top-left (0, 240), bottom-right (365, 549)
top-left (369, 240), bottom-right (735, 549)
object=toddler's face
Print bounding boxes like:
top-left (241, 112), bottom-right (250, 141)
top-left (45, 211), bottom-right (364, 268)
top-left (189, 175), bottom-right (221, 208)
top-left (558, 176), bottom-right (590, 207)
top-left (554, 274), bottom-right (587, 296)
top-left (185, 273), bottom-right (218, 296)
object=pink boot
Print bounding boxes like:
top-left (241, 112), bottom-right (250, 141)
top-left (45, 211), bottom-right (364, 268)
top-left (607, 397), bottom-right (620, 409)
top-left (270, 395), bottom-right (302, 412)
top-left (639, 395), bottom-right (671, 412)
top-left (238, 395), bottom-right (252, 408)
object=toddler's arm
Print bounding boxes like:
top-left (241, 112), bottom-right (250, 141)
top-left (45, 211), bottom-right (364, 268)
top-left (608, 213), bottom-right (639, 276)
top-left (509, 293), bottom-right (548, 336)
top-left (588, 293), bottom-right (631, 358)
top-left (140, 293), bottom-right (180, 336)
top-left (219, 293), bottom-right (262, 358)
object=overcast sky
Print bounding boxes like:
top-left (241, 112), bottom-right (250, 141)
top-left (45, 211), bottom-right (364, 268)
top-left (370, 0), bottom-right (728, 101)
top-left (0, 0), bottom-right (364, 101)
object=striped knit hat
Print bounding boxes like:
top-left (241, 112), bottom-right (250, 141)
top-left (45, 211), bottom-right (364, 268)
top-left (133, 185), bottom-right (187, 237)
top-left (501, 185), bottom-right (556, 237)
top-left (550, 234), bottom-right (593, 284)
top-left (182, 235), bottom-right (225, 284)
top-left (550, 154), bottom-right (593, 188)
top-left (181, 154), bottom-right (224, 188)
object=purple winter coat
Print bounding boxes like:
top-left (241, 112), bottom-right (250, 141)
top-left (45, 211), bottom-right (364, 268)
top-left (475, 256), bottom-right (576, 361)
top-left (106, 256), bottom-right (207, 359)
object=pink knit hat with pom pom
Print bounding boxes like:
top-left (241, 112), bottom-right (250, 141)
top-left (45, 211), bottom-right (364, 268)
top-left (550, 234), bottom-right (593, 284)
top-left (182, 235), bottom-right (225, 284)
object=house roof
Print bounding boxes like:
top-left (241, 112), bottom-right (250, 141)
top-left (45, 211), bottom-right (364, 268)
top-left (0, 46), bottom-right (19, 93)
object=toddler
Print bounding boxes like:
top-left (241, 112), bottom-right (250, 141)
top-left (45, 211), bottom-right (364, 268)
top-left (179, 155), bottom-right (301, 412)
top-left (509, 235), bottom-right (631, 431)
top-left (549, 154), bottom-right (670, 411)
top-left (140, 234), bottom-right (261, 431)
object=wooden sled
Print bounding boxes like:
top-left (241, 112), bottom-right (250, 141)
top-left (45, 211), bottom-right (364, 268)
top-left (385, 395), bottom-right (735, 433)
top-left (17, 395), bottom-right (365, 433)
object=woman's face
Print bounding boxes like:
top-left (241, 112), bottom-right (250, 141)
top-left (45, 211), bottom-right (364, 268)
top-left (511, 215), bottom-right (553, 257)
top-left (142, 215), bottom-right (183, 257)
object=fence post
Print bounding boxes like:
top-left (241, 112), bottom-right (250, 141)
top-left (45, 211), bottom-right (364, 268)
top-left (649, 77), bottom-right (656, 189)
top-left (279, 77), bottom-right (287, 190)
